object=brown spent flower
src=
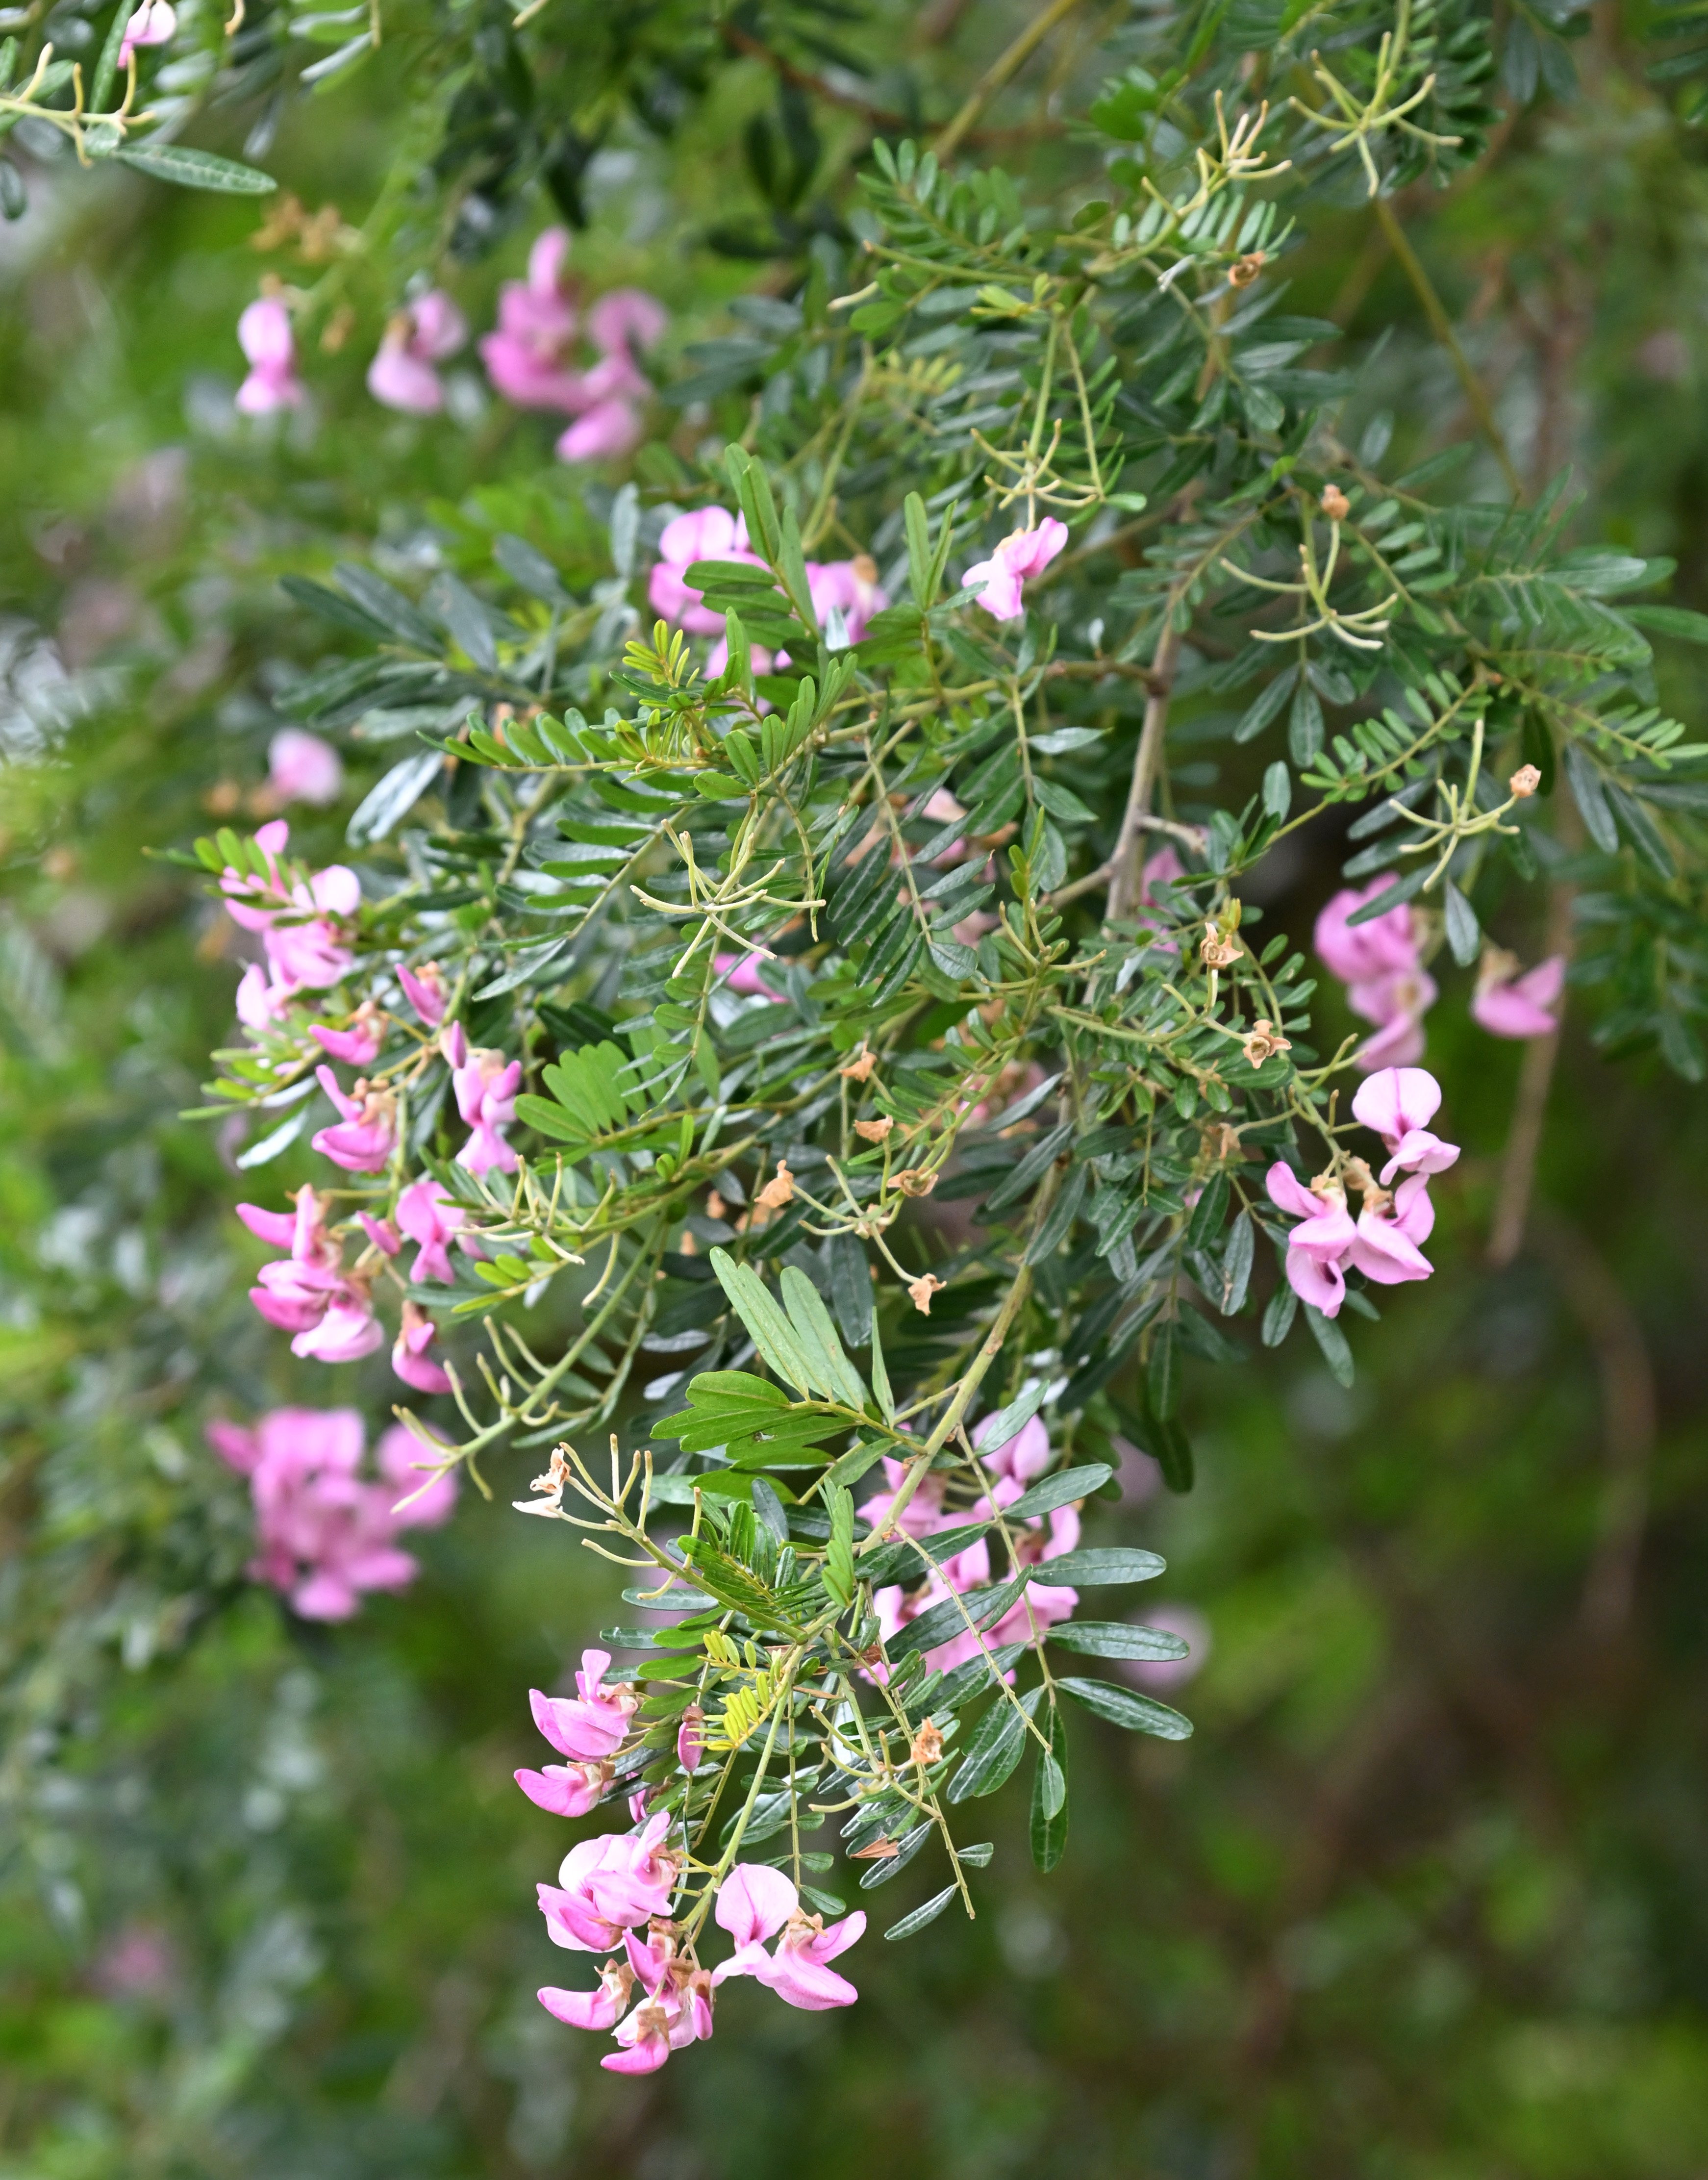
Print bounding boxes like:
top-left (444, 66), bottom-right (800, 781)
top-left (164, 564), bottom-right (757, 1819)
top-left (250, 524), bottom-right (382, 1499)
top-left (1508, 762), bottom-right (1542, 798)
top-left (907, 1272), bottom-right (946, 1316)
top-left (1201, 924), bottom-right (1244, 970)
top-left (705, 1191), bottom-right (727, 1222)
top-left (755, 1160), bottom-right (795, 1212)
top-left (1241, 1017), bottom-right (1292, 1065)
top-left (854, 1115), bottom-right (894, 1143)
top-left (893, 1167), bottom-right (937, 1198)
top-left (1204, 1121), bottom-right (1244, 1166)
top-left (1320, 484), bottom-right (1351, 521)
top-left (1228, 250), bottom-right (1267, 288)
top-left (910, 1722), bottom-right (944, 1768)
top-left (839, 1046), bottom-right (879, 1082)
top-left (850, 1836), bottom-right (901, 1860)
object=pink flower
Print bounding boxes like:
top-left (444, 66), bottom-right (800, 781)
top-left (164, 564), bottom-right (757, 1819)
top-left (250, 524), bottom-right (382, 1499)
top-left (539, 1958), bottom-right (635, 2031)
top-left (649, 507), bottom-right (761, 636)
top-left (310, 1065), bottom-right (396, 1173)
top-left (1473, 951), bottom-right (1565, 1040)
top-left (711, 1865), bottom-right (865, 2010)
top-left (603, 1975), bottom-right (714, 2073)
top-left (395, 1176), bottom-right (466, 1284)
top-left (587, 289), bottom-right (668, 386)
top-left (357, 1212), bottom-right (399, 1256)
top-left (538, 1813), bottom-right (679, 1952)
top-left (516, 1756), bottom-right (614, 1820)
top-left (375, 1420), bottom-right (460, 1527)
top-left (807, 555), bottom-right (888, 644)
top-left (1265, 1164), bottom-right (1357, 1317)
top-left (529, 1648), bottom-right (639, 1763)
top-left (235, 961), bottom-right (296, 1034)
top-left (206, 1406), bottom-right (448, 1621)
top-left (392, 1298), bottom-right (452, 1394)
top-left (311, 1002), bottom-right (382, 1066)
top-left (962, 519), bottom-right (1069, 622)
top-left (396, 961), bottom-right (447, 1026)
top-left (241, 1185), bottom-right (385, 1361)
top-left (479, 229), bottom-right (582, 410)
top-left (714, 949), bottom-right (784, 999)
top-left (1315, 879), bottom-right (1436, 1071)
top-left (117, 0), bottom-right (174, 70)
top-left (556, 399), bottom-right (643, 464)
top-left (677, 1705), bottom-right (704, 1773)
top-left (1350, 1065), bottom-right (1461, 1183)
top-left (235, 298), bottom-right (304, 416)
top-left (975, 1411), bottom-right (1052, 1482)
top-left (453, 1046), bottom-right (521, 1175)
top-left (367, 290), bottom-right (468, 414)
top-left (1264, 1068), bottom-right (1458, 1317)
top-left (268, 728), bottom-right (342, 807)
top-left (222, 820), bottom-right (359, 995)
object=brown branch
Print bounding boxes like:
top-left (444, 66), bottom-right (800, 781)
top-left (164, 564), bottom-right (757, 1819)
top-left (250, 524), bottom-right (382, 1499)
top-left (1529, 1210), bottom-right (1657, 1641)
top-left (1105, 623), bottom-right (1181, 922)
top-left (931, 0), bottom-right (1086, 160)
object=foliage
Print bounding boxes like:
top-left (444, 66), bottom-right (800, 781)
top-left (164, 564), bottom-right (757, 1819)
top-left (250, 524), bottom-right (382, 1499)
top-left (1, 0), bottom-right (1708, 2170)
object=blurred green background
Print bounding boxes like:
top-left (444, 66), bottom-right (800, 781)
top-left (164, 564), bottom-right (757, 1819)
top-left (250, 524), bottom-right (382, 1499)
top-left (3, 10), bottom-right (1708, 2175)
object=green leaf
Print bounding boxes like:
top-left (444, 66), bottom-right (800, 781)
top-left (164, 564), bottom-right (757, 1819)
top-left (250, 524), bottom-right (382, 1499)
top-left (858, 1820), bottom-right (933, 1888)
top-left (1039, 1547), bottom-right (1165, 1586)
top-left (1304, 1302), bottom-right (1356, 1387)
top-left (1058, 1675), bottom-right (1193, 1739)
top-left (1030, 1703), bottom-right (1069, 1872)
top-left (115, 143), bottom-right (278, 193)
top-left (948, 1684), bottom-right (1043, 1801)
top-left (1047, 1620), bottom-right (1190, 1661)
top-left (884, 1883), bottom-right (959, 1940)
top-left (708, 1248), bottom-right (818, 1394)
top-left (779, 1265), bottom-right (868, 1408)
top-left (1218, 1212), bottom-right (1255, 1316)
top-left (1005, 1464), bottom-right (1112, 1521)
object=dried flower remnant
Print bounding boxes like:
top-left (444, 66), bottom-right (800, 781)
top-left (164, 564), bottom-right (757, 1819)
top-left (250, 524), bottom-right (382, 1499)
top-left (1320, 484), bottom-right (1351, 520)
top-left (1241, 1018), bottom-right (1291, 1065)
top-left (755, 1161), bottom-right (795, 1211)
top-left (854, 1115), bottom-right (894, 1142)
top-left (1508, 763), bottom-right (1542, 798)
top-left (907, 1272), bottom-right (945, 1314)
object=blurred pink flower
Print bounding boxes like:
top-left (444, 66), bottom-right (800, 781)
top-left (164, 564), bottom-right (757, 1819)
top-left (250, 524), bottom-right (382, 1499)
top-left (396, 960), bottom-right (447, 1026)
top-left (715, 949), bottom-right (784, 999)
top-left (649, 507), bottom-right (760, 636)
top-left (206, 1405), bottom-right (453, 1620)
top-left (311, 1001), bottom-right (382, 1066)
top-left (392, 1298), bottom-right (452, 1393)
top-left (222, 819), bottom-right (359, 999)
top-left (236, 298), bottom-right (304, 416)
top-left (1473, 951), bottom-right (1564, 1039)
top-left (395, 1176), bottom-right (466, 1284)
top-left (367, 290), bottom-right (468, 414)
top-left (310, 1065), bottom-right (396, 1172)
top-left (118, 0), bottom-right (174, 68)
top-left (557, 397), bottom-right (643, 464)
top-left (268, 728), bottom-right (342, 807)
top-left (241, 1184), bottom-right (385, 1361)
top-left (1315, 878), bottom-right (1436, 1071)
top-left (479, 229), bottom-right (582, 409)
top-left (963, 519), bottom-right (1069, 621)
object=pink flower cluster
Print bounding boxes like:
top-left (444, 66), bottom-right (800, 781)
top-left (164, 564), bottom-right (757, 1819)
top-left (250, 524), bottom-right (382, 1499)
top-left (1264, 1065), bottom-right (1460, 1319)
top-left (223, 820), bottom-right (358, 1033)
top-left (235, 229), bottom-right (662, 459)
top-left (517, 1647), bottom-right (637, 1819)
top-left (538, 1840), bottom-right (864, 2074)
top-left (962, 519), bottom-right (1069, 622)
top-left (867, 1414), bottom-right (1080, 1670)
top-left (479, 229), bottom-right (666, 462)
top-left (1314, 879), bottom-right (1436, 1070)
top-left (206, 1406), bottom-right (456, 1621)
top-left (1317, 879), bottom-right (1565, 1061)
top-left (647, 507), bottom-right (888, 665)
top-left (238, 1183), bottom-right (457, 1391)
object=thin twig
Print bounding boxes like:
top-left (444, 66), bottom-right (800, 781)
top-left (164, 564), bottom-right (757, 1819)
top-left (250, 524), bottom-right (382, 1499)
top-left (1372, 194), bottom-right (1523, 501)
top-left (932, 0), bottom-right (1086, 159)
